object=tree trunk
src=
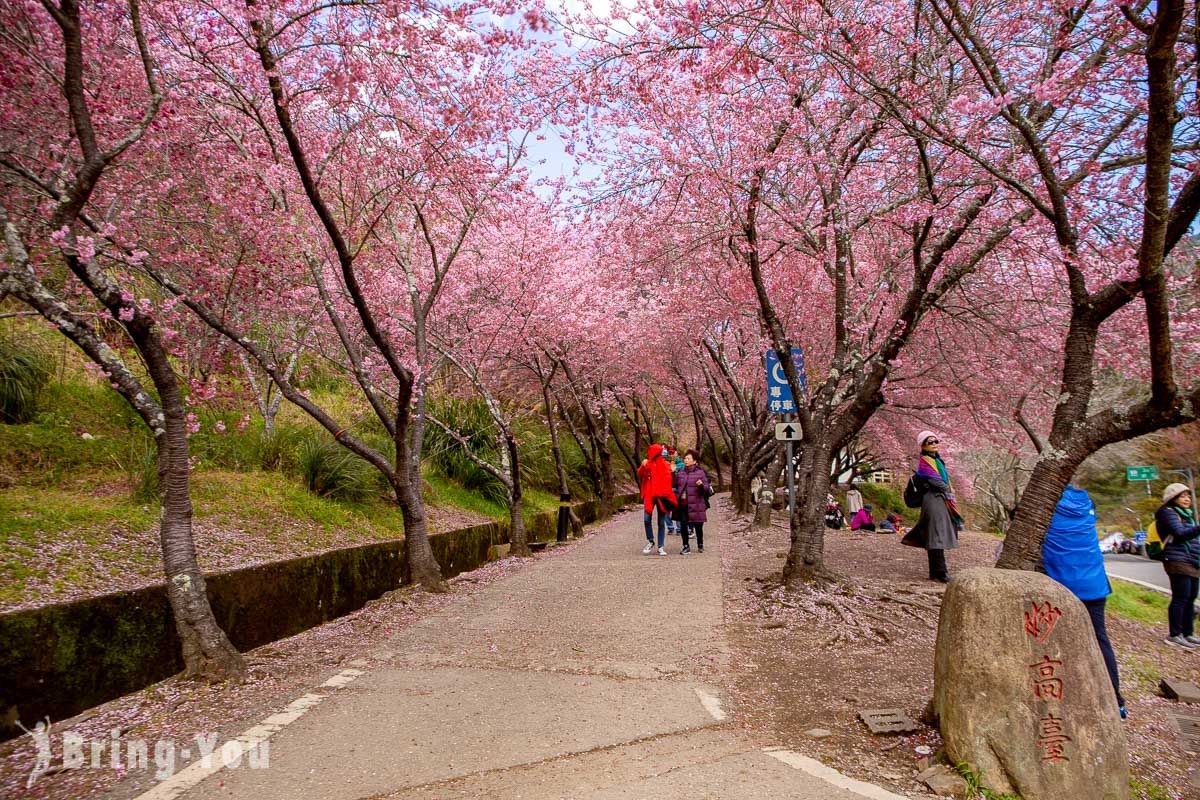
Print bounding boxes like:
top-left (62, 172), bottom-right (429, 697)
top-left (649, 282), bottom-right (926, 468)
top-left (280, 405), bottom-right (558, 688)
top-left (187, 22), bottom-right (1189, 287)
top-left (783, 442), bottom-right (836, 585)
top-left (731, 471), bottom-right (752, 514)
top-left (753, 490), bottom-right (775, 528)
top-left (732, 446), bottom-right (760, 515)
top-left (543, 383), bottom-right (584, 536)
top-left (599, 444), bottom-right (616, 517)
top-left (505, 430), bottom-right (531, 557)
top-left (631, 403), bottom-right (644, 462)
top-left (754, 448), bottom-right (787, 528)
top-left (392, 471), bottom-right (446, 590)
top-left (508, 498), bottom-right (528, 556)
top-left (261, 382), bottom-right (284, 442)
top-left (394, 396), bottom-right (449, 592)
top-left (706, 432), bottom-right (724, 486)
top-left (150, 353), bottom-right (245, 681)
top-left (996, 455), bottom-right (1084, 570)
top-left (611, 414), bottom-right (640, 479)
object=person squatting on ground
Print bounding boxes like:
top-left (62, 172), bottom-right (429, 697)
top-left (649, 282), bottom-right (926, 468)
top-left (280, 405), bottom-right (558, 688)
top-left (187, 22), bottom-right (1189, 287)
top-left (850, 504), bottom-right (877, 531)
top-left (637, 443), bottom-right (674, 555)
top-left (674, 449), bottom-right (712, 555)
top-left (879, 513), bottom-right (903, 534)
top-left (901, 431), bottom-right (963, 583)
top-left (1157, 482), bottom-right (1200, 648)
top-left (1042, 484), bottom-right (1126, 719)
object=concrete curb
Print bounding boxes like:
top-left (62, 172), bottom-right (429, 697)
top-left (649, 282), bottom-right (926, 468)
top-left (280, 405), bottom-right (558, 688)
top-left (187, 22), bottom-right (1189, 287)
top-left (1106, 573), bottom-right (1170, 596)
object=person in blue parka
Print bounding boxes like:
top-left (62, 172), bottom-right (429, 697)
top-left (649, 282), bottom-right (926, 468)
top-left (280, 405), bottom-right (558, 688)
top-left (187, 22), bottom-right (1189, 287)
top-left (1042, 484), bottom-right (1125, 718)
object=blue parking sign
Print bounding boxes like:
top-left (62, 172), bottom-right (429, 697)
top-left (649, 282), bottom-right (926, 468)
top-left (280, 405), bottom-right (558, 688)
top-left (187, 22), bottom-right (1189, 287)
top-left (765, 348), bottom-right (806, 414)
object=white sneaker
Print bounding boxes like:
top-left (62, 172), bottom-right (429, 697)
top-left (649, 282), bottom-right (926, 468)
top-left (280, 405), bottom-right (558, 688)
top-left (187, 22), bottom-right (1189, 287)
top-left (642, 543), bottom-right (654, 554)
top-left (1165, 635), bottom-right (1198, 648)
top-left (657, 547), bottom-right (667, 556)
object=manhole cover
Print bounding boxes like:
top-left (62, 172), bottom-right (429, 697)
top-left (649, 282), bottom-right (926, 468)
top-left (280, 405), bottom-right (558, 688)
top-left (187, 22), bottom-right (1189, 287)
top-left (859, 708), bottom-right (920, 735)
top-left (1168, 712), bottom-right (1200, 752)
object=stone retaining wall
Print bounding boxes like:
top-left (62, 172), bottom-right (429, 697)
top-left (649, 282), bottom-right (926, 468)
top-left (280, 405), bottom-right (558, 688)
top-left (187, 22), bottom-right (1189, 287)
top-left (0, 493), bottom-right (640, 740)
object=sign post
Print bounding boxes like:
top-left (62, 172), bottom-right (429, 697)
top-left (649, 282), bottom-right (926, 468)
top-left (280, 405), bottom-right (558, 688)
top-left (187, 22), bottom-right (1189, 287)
top-left (1126, 465), bottom-right (1159, 496)
top-left (766, 349), bottom-right (806, 517)
top-left (775, 421), bottom-right (802, 516)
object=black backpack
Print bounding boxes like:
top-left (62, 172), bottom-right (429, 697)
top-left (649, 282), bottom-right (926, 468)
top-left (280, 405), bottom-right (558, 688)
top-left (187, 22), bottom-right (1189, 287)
top-left (903, 475), bottom-right (924, 509)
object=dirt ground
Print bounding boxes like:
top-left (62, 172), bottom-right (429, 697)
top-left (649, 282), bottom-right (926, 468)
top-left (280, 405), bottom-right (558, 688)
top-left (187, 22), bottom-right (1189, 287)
top-left (718, 501), bottom-right (1200, 799)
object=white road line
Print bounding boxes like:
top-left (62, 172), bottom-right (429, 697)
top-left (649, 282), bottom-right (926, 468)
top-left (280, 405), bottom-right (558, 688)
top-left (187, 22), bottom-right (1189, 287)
top-left (764, 748), bottom-right (910, 800)
top-left (693, 687), bottom-right (727, 721)
top-left (132, 669), bottom-right (366, 800)
top-left (321, 668), bottom-right (365, 688)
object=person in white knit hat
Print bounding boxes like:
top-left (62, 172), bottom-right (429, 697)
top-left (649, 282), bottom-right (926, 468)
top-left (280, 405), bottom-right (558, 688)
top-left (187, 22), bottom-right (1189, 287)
top-left (1156, 482), bottom-right (1200, 648)
top-left (900, 431), bottom-right (963, 582)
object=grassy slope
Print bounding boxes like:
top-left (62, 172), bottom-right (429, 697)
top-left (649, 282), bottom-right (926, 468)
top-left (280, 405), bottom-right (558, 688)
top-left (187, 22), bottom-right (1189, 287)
top-left (1107, 579), bottom-right (1169, 626)
top-left (0, 367), bottom-right (561, 609)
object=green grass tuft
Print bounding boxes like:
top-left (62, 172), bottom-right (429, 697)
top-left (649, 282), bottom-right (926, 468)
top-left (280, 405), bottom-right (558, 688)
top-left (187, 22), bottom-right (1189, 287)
top-left (954, 762), bottom-right (1023, 799)
top-left (1130, 776), bottom-right (1174, 800)
top-left (0, 339), bottom-right (51, 424)
top-left (1108, 579), bottom-right (1169, 626)
top-left (296, 433), bottom-right (379, 502)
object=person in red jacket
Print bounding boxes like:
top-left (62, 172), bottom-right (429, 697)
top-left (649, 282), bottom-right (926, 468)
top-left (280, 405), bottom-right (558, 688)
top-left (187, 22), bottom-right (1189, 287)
top-left (637, 443), bottom-right (674, 555)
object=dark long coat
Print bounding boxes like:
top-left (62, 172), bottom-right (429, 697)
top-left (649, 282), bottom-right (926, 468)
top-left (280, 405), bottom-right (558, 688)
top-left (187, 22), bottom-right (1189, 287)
top-left (904, 474), bottom-right (959, 551)
top-left (673, 464), bottom-right (712, 523)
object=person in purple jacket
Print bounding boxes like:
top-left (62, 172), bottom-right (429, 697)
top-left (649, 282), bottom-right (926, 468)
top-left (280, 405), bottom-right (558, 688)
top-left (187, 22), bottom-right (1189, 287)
top-left (674, 449), bottom-right (712, 554)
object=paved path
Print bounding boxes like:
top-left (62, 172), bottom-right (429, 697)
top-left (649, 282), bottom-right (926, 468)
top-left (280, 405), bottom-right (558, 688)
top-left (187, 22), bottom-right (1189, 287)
top-left (1105, 554), bottom-right (1170, 593)
top-left (144, 503), bottom-right (906, 800)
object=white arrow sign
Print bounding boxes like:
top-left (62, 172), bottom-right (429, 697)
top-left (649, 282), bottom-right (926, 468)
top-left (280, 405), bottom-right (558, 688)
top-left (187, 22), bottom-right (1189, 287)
top-left (775, 423), bottom-right (802, 441)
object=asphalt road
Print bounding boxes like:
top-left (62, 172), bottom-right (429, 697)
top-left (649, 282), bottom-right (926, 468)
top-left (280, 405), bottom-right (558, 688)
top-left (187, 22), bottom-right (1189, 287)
top-left (1104, 553), bottom-right (1169, 593)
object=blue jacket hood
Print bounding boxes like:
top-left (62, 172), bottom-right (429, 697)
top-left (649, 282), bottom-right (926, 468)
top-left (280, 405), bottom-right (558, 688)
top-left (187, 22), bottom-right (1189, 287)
top-left (1042, 485), bottom-right (1110, 602)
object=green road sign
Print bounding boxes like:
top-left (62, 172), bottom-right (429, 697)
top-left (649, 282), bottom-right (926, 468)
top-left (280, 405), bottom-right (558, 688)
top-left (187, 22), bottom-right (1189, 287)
top-left (1126, 465), bottom-right (1159, 481)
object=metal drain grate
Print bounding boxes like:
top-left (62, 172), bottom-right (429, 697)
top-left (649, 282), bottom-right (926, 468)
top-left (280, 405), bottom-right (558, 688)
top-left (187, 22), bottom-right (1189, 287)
top-left (858, 708), bottom-right (920, 735)
top-left (1168, 712), bottom-right (1200, 752)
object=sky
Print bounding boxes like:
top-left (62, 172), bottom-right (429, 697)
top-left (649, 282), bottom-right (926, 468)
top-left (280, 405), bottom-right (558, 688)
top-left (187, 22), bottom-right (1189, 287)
top-left (516, 0), bottom-right (636, 198)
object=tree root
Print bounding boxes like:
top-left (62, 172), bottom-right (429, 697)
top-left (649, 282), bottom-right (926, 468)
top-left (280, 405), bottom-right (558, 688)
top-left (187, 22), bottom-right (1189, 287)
top-left (754, 576), bottom-right (939, 646)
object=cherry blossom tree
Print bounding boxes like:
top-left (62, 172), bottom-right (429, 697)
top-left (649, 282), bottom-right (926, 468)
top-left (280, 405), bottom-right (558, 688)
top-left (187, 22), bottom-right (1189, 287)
top-left (0, 0), bottom-right (244, 678)
top-left (420, 198), bottom-right (571, 557)
top-left (887, 0), bottom-right (1200, 569)
top-left (139, 0), bottom-right (551, 591)
top-left (567, 0), bottom-right (1031, 582)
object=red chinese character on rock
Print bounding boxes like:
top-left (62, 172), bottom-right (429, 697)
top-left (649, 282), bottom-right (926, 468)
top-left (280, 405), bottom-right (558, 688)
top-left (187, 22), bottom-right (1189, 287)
top-left (1024, 601), bottom-right (1063, 643)
top-left (1029, 655), bottom-right (1064, 700)
top-left (1037, 712), bottom-right (1072, 762)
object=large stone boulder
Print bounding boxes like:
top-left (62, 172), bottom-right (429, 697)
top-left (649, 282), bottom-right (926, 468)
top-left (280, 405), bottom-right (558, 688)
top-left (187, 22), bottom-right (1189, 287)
top-left (930, 567), bottom-right (1128, 799)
